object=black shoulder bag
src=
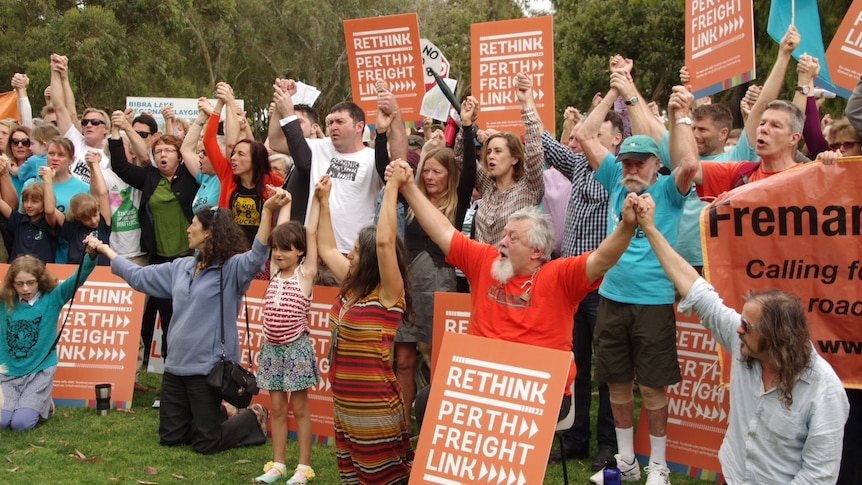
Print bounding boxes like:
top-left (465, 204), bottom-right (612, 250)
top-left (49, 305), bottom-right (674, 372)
top-left (205, 266), bottom-right (259, 408)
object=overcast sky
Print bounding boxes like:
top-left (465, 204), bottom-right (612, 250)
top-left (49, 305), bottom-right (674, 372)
top-left (528, 0), bottom-right (554, 14)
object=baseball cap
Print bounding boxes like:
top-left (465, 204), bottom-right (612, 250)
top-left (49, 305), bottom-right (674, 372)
top-left (616, 135), bottom-right (660, 162)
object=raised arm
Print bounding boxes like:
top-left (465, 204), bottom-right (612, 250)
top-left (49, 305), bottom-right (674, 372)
top-left (300, 189), bottom-right (320, 287)
top-left (377, 171), bottom-right (404, 307)
top-left (515, 72), bottom-right (545, 191)
top-left (314, 175), bottom-right (349, 280)
top-left (11, 73), bottom-right (32, 128)
top-left (376, 79), bottom-right (407, 163)
top-left (637, 193), bottom-right (699, 298)
top-left (116, 108), bottom-right (150, 164)
top-left (180, 99), bottom-right (210, 179)
top-left (610, 56), bottom-right (667, 141)
top-left (742, 25), bottom-right (800, 145)
top-left (394, 160), bottom-right (455, 254)
top-left (217, 82), bottom-right (240, 156)
top-left (666, 86), bottom-right (699, 192)
top-left (86, 151), bottom-right (111, 226)
top-left (39, 166), bottom-right (64, 228)
top-left (50, 54), bottom-right (75, 136)
top-left (584, 192), bottom-right (637, 283)
top-left (577, 87), bottom-right (618, 172)
top-left (108, 112), bottom-right (148, 189)
top-left (258, 185), bottom-right (290, 245)
top-left (267, 79), bottom-right (296, 156)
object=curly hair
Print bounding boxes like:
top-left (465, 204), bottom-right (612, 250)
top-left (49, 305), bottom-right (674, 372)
top-left (337, 226), bottom-right (413, 324)
top-left (741, 289), bottom-right (812, 408)
top-left (194, 206), bottom-right (249, 269)
top-left (1, 255), bottom-right (59, 311)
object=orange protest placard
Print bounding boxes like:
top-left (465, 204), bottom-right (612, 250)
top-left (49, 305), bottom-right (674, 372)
top-left (16, 265), bottom-right (147, 410)
top-left (410, 332), bottom-right (570, 485)
top-left (703, 158), bottom-right (862, 388)
top-left (685, 0), bottom-right (756, 98)
top-left (431, 292), bottom-right (471, 376)
top-left (825, 0), bottom-right (862, 95)
top-left (633, 306), bottom-right (727, 482)
top-left (471, 16), bottom-right (555, 136)
top-left (0, 91), bottom-right (20, 122)
top-left (344, 14), bottom-right (425, 123)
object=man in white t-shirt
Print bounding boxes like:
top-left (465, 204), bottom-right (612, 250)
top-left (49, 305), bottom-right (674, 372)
top-left (270, 83), bottom-right (382, 253)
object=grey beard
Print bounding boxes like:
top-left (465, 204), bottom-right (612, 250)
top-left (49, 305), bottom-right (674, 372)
top-left (491, 258), bottom-right (514, 285)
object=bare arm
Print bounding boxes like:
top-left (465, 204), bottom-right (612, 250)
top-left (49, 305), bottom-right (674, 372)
top-left (667, 86), bottom-right (700, 192)
top-left (258, 185), bottom-right (290, 245)
top-left (0, 157), bottom-right (17, 210)
top-left (576, 87), bottom-right (618, 172)
top-left (50, 54), bottom-right (75, 136)
top-left (115, 109), bottom-right (150, 163)
top-left (610, 56), bottom-right (667, 141)
top-left (742, 25), bottom-right (800, 145)
top-left (376, 80), bottom-right (407, 162)
top-left (314, 175), bottom-right (350, 280)
top-left (299, 191), bottom-right (320, 292)
top-left (377, 174), bottom-right (404, 307)
top-left (217, 82), bottom-right (240, 155)
top-left (39, 166), bottom-right (64, 228)
top-left (180, 98), bottom-right (212, 179)
top-left (584, 193), bottom-right (637, 283)
top-left (85, 151), bottom-right (111, 226)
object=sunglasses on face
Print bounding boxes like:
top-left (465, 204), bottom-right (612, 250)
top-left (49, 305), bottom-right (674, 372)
top-left (81, 118), bottom-right (106, 126)
top-left (11, 138), bottom-right (30, 147)
top-left (136, 131), bottom-right (151, 139)
top-left (740, 317), bottom-right (761, 334)
top-left (829, 141), bottom-right (860, 151)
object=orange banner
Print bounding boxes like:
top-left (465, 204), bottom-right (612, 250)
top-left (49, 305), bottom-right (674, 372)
top-left (703, 158), bottom-right (862, 388)
top-left (410, 332), bottom-right (570, 485)
top-left (825, 0), bottom-right (862, 95)
top-left (0, 265), bottom-right (149, 410)
top-left (344, 14), bottom-right (426, 123)
top-left (431, 292), bottom-right (471, 376)
top-left (471, 16), bottom-right (555, 136)
top-left (685, 0), bottom-right (756, 98)
top-left (633, 307), bottom-right (727, 482)
top-left (0, 91), bottom-right (20, 122)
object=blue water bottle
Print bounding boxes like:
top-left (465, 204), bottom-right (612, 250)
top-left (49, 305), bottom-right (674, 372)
top-left (603, 457), bottom-right (622, 485)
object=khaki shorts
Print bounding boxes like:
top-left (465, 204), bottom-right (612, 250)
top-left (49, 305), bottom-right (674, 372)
top-left (594, 296), bottom-right (681, 387)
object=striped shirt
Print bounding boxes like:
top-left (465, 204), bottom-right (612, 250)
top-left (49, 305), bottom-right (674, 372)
top-left (262, 268), bottom-right (311, 345)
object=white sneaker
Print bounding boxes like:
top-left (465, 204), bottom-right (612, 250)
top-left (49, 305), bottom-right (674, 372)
top-left (589, 454), bottom-right (641, 484)
top-left (644, 463), bottom-right (671, 485)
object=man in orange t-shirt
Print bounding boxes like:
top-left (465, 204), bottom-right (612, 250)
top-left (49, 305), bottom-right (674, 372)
top-left (390, 160), bottom-right (639, 424)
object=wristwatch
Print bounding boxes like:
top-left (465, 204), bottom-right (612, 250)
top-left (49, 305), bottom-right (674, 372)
top-left (795, 85), bottom-right (811, 95)
top-left (675, 117), bottom-right (693, 126)
top-left (624, 97), bottom-right (639, 106)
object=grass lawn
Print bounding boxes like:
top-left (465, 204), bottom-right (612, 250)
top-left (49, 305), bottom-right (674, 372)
top-left (0, 372), bottom-right (718, 484)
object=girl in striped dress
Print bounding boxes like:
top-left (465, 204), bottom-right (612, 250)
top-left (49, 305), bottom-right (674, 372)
top-left (255, 196), bottom-right (321, 485)
top-left (316, 172), bottom-right (414, 484)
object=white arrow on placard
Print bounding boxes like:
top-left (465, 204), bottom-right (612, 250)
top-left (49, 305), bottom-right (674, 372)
top-left (529, 419), bottom-right (539, 438)
top-left (497, 467), bottom-right (507, 485)
top-left (518, 471), bottom-right (527, 485)
top-left (480, 462), bottom-right (489, 480)
top-left (488, 464), bottom-right (498, 482)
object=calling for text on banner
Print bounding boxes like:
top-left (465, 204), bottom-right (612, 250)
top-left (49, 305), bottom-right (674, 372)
top-left (703, 158), bottom-right (862, 388)
top-left (685, 0), bottom-right (755, 98)
top-left (28, 265), bottom-right (145, 410)
top-left (344, 14), bottom-right (425, 122)
top-left (826, 0), bottom-right (862, 94)
top-left (471, 16), bottom-right (555, 136)
top-left (411, 332), bottom-right (569, 485)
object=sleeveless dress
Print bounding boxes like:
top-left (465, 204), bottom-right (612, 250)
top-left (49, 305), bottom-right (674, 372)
top-left (329, 287), bottom-right (413, 484)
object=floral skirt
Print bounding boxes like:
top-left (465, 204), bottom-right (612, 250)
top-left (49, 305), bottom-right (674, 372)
top-left (256, 333), bottom-right (320, 393)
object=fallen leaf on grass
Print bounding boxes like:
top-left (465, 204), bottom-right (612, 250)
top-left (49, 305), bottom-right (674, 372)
top-left (71, 449), bottom-right (103, 463)
top-left (135, 481), bottom-right (158, 485)
top-left (5, 456), bottom-right (13, 463)
top-left (62, 412), bottom-right (70, 418)
top-left (115, 408), bottom-right (135, 414)
top-left (171, 473), bottom-right (185, 479)
top-left (109, 478), bottom-right (121, 482)
top-left (145, 466), bottom-right (158, 475)
top-left (6, 466), bottom-right (19, 472)
top-left (234, 459), bottom-right (252, 464)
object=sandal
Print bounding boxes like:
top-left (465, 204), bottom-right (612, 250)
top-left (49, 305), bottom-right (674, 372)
top-left (286, 466), bottom-right (315, 484)
top-left (249, 403), bottom-right (269, 436)
top-left (254, 461), bottom-right (286, 483)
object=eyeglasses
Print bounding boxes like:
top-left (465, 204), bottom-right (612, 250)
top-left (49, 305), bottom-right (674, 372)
top-left (81, 118), bottom-right (106, 126)
top-left (136, 131), bottom-right (151, 139)
top-left (153, 147), bottom-right (177, 155)
top-left (13, 280), bottom-right (37, 289)
top-left (829, 141), bottom-right (860, 151)
top-left (740, 317), bottom-right (761, 333)
top-left (11, 138), bottom-right (30, 147)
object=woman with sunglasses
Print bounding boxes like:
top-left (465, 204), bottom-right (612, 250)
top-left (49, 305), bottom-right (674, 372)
top-left (109, 112), bottom-right (199, 358)
top-left (6, 126), bottom-right (32, 194)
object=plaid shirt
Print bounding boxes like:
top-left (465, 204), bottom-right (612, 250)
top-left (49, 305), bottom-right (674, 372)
top-left (471, 108), bottom-right (545, 244)
top-left (539, 127), bottom-right (609, 257)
